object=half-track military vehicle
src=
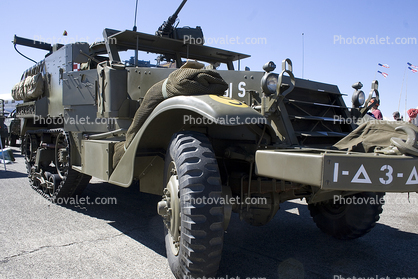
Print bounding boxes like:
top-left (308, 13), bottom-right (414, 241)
top-left (11, 1), bottom-right (418, 278)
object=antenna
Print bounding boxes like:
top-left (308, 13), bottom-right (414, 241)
top-left (302, 33), bottom-right (304, 78)
top-left (133, 0), bottom-right (139, 31)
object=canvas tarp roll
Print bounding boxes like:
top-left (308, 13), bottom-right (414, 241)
top-left (333, 120), bottom-right (418, 154)
top-left (112, 62), bottom-right (228, 168)
top-left (11, 73), bottom-right (44, 101)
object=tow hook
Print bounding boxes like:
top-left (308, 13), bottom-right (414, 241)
top-left (391, 126), bottom-right (418, 156)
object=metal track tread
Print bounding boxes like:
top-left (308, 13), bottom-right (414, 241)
top-left (24, 129), bottom-right (91, 203)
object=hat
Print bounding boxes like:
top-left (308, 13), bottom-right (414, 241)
top-left (369, 97), bottom-right (380, 106)
top-left (407, 108), bottom-right (418, 119)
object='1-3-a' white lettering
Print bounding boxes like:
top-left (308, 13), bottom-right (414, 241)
top-left (332, 163), bottom-right (418, 185)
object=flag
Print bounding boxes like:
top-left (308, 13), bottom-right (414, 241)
top-left (408, 67), bottom-right (418, 73)
top-left (407, 62), bottom-right (417, 68)
top-left (378, 63), bottom-right (389, 68)
top-left (377, 71), bottom-right (388, 78)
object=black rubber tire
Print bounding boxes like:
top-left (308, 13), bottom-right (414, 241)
top-left (308, 192), bottom-right (385, 240)
top-left (164, 131), bottom-right (224, 279)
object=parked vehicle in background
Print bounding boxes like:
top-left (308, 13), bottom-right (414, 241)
top-left (4, 109), bottom-right (21, 146)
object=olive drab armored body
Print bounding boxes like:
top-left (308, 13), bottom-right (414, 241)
top-left (11, 1), bottom-right (418, 278)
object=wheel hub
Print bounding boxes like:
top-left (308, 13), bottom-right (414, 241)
top-left (55, 132), bottom-right (70, 179)
top-left (158, 162), bottom-right (181, 256)
top-left (321, 201), bottom-right (347, 218)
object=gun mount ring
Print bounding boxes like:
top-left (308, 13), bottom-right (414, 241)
top-left (390, 126), bottom-right (418, 157)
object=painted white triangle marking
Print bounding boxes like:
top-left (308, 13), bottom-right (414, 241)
top-left (351, 164), bottom-right (372, 184)
top-left (406, 166), bottom-right (418, 185)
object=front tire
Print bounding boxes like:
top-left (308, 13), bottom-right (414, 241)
top-left (308, 192), bottom-right (384, 240)
top-left (160, 131), bottom-right (224, 279)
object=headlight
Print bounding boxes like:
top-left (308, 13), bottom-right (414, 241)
top-left (261, 73), bottom-right (278, 95)
top-left (352, 90), bottom-right (365, 107)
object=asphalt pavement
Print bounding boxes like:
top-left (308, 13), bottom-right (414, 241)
top-left (0, 146), bottom-right (417, 279)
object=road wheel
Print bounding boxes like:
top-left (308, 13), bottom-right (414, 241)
top-left (24, 129), bottom-right (91, 202)
top-left (308, 192), bottom-right (384, 240)
top-left (159, 131), bottom-right (224, 279)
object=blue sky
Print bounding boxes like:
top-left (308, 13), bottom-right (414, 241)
top-left (1, 0), bottom-right (417, 120)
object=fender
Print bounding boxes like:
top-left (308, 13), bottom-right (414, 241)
top-left (109, 94), bottom-right (266, 187)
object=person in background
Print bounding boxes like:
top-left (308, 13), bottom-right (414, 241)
top-left (367, 97), bottom-right (383, 120)
top-left (407, 108), bottom-right (418, 126)
top-left (392, 111), bottom-right (403, 121)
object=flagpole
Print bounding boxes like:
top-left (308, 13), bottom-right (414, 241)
top-left (405, 70), bottom-right (409, 120)
top-left (404, 63), bottom-right (418, 119)
top-left (302, 33), bottom-right (304, 79)
top-left (398, 66), bottom-right (406, 112)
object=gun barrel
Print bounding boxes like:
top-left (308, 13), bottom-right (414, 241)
top-left (13, 35), bottom-right (52, 52)
top-left (173, 0), bottom-right (187, 19)
top-left (156, 0), bottom-right (188, 37)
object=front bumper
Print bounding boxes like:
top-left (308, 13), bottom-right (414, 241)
top-left (255, 148), bottom-right (418, 192)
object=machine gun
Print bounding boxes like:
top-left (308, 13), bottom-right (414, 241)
top-left (156, 0), bottom-right (188, 38)
top-left (155, 0), bottom-right (203, 42)
top-left (13, 35), bottom-right (53, 52)
top-left (13, 35), bottom-right (58, 63)
top-left (155, 0), bottom-right (204, 63)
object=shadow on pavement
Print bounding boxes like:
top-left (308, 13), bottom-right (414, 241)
top-left (60, 182), bottom-right (418, 279)
top-left (62, 182), bottom-right (167, 258)
top-left (0, 169), bottom-right (28, 178)
top-left (0, 146), bottom-right (27, 178)
top-left (218, 201), bottom-right (418, 279)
